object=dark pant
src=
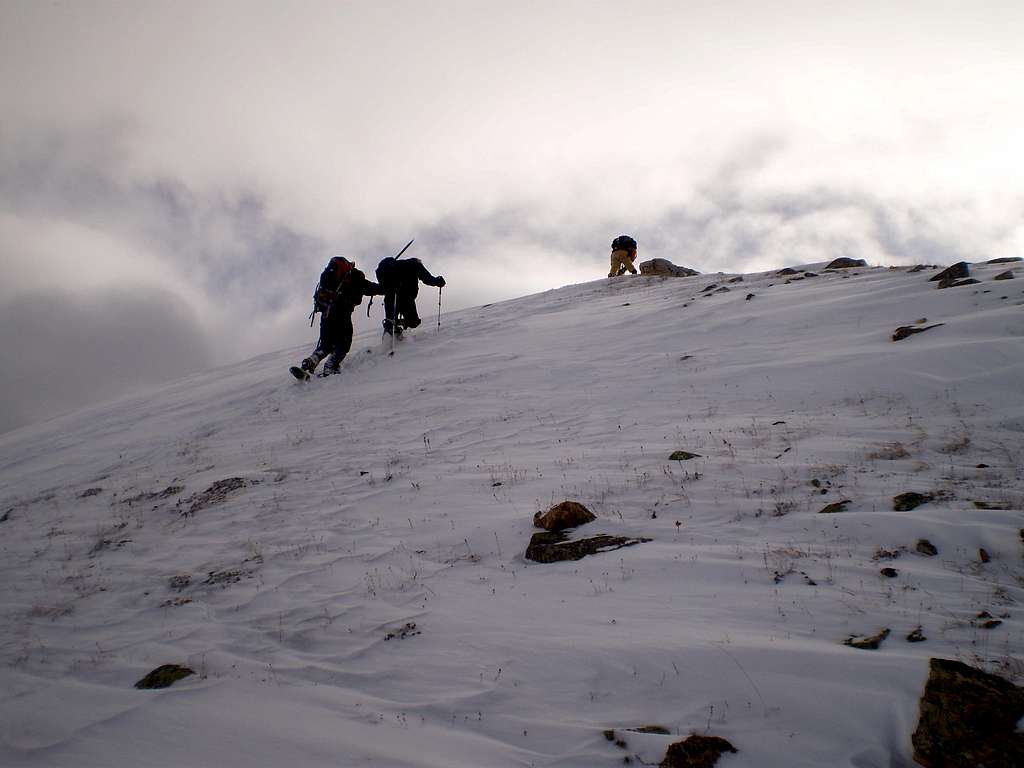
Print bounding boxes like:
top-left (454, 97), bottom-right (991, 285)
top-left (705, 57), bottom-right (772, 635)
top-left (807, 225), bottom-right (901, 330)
top-left (383, 291), bottom-right (421, 330)
top-left (313, 305), bottom-right (354, 362)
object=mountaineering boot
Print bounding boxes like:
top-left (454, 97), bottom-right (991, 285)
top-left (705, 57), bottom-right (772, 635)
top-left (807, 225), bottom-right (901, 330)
top-left (302, 350), bottom-right (325, 373)
top-left (320, 352), bottom-right (341, 377)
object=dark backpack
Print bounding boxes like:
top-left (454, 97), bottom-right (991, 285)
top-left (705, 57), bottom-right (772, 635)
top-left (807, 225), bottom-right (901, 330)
top-left (612, 234), bottom-right (637, 251)
top-left (309, 257), bottom-right (356, 324)
top-left (375, 256), bottom-right (397, 287)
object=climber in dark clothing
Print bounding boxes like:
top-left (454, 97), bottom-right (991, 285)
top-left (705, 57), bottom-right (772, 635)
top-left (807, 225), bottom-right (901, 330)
top-left (299, 256), bottom-right (384, 376)
top-left (374, 256), bottom-right (446, 335)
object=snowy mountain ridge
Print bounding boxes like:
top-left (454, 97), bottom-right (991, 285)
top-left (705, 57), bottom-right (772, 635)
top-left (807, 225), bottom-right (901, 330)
top-left (1, 260), bottom-right (1023, 767)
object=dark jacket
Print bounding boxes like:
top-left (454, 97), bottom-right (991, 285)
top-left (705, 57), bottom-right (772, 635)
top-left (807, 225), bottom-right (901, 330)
top-left (316, 266), bottom-right (383, 314)
top-left (375, 257), bottom-right (443, 299)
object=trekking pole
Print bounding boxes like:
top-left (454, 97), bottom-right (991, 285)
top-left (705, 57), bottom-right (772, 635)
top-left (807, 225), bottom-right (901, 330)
top-left (437, 286), bottom-right (442, 331)
top-left (390, 293), bottom-right (397, 356)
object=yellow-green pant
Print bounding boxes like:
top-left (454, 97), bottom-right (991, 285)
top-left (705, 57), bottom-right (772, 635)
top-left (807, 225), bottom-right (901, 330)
top-left (608, 249), bottom-right (636, 277)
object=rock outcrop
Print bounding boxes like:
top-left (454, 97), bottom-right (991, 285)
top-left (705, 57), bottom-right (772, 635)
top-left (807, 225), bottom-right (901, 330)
top-left (639, 259), bottom-right (699, 277)
top-left (825, 257), bottom-right (867, 269)
top-left (912, 658), bottom-right (1024, 767)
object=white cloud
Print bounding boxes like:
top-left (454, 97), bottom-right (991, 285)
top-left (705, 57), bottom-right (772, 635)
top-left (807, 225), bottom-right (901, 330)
top-left (2, 0), bottom-right (1023, 429)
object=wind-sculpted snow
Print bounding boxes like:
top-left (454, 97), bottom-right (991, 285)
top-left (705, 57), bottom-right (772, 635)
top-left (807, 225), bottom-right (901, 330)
top-left (1, 263), bottom-right (1022, 766)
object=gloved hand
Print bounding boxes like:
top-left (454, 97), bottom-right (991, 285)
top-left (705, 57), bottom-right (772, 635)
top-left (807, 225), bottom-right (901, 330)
top-left (436, 276), bottom-right (446, 287)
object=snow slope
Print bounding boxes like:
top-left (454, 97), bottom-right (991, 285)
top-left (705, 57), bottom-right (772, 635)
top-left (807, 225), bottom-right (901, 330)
top-left (1, 261), bottom-right (1022, 767)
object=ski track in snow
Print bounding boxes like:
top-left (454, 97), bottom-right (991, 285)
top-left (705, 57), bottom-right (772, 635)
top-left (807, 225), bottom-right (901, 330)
top-left (1, 262), bottom-right (1023, 767)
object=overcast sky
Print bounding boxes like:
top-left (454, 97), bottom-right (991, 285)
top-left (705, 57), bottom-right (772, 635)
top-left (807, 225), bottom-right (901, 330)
top-left (2, 0), bottom-right (1023, 432)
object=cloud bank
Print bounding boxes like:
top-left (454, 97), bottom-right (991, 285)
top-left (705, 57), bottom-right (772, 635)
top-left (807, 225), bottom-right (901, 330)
top-left (2, 1), bottom-right (1023, 430)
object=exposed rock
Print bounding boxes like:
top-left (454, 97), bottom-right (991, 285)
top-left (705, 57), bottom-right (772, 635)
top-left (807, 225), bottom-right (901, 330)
top-left (122, 485), bottom-right (185, 506)
top-left (745, 293), bottom-right (755, 301)
top-left (907, 626), bottom-right (927, 643)
top-left (825, 257), bottom-right (867, 269)
top-left (993, 270), bottom-right (1014, 280)
top-left (938, 277), bottom-right (980, 289)
top-left (669, 451), bottom-right (701, 461)
top-left (929, 262), bottom-right (970, 283)
top-left (701, 284), bottom-right (718, 292)
top-left (776, 267), bottom-right (800, 275)
top-left (880, 567), bottom-right (899, 578)
top-left (974, 500), bottom-right (1012, 510)
top-left (908, 264), bottom-right (930, 273)
top-left (892, 324), bottom-right (944, 342)
top-left (631, 725), bottom-right (671, 734)
top-left (78, 487), bottom-right (103, 498)
top-left (893, 492), bottom-right (934, 511)
top-left (873, 547), bottom-right (903, 560)
top-left (533, 501), bottom-right (596, 531)
top-left (660, 735), bottom-right (737, 768)
top-left (525, 531), bottom-right (650, 563)
top-left (844, 628), bottom-right (890, 649)
top-left (916, 539), bottom-right (938, 556)
top-left (135, 664), bottom-right (195, 689)
top-left (979, 548), bottom-right (991, 563)
top-left (180, 477), bottom-right (252, 517)
top-left (639, 259), bottom-right (699, 277)
top-left (987, 256), bottom-right (1022, 264)
top-left (726, 275), bottom-right (744, 283)
top-left (384, 621), bottom-right (420, 640)
top-left (167, 574), bottom-right (191, 591)
top-left (819, 500), bottom-right (852, 514)
top-left (912, 658), bottom-right (1024, 768)
top-left (203, 568), bottom-right (247, 587)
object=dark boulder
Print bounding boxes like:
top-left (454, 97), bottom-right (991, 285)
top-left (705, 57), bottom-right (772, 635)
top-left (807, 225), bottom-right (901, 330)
top-left (929, 262), bottom-right (969, 283)
top-left (916, 539), bottom-right (938, 556)
top-left (892, 324), bottom-right (944, 342)
top-left (993, 270), bottom-right (1014, 281)
top-left (525, 531), bottom-right (650, 563)
top-left (825, 257), bottom-right (867, 269)
top-left (534, 501), bottom-right (596, 531)
top-left (660, 734), bottom-right (737, 768)
top-left (669, 451), bottom-right (701, 461)
top-left (819, 500), bottom-right (852, 514)
top-left (912, 658), bottom-right (1024, 768)
top-left (893, 492), bottom-right (933, 511)
top-left (937, 277), bottom-right (980, 289)
top-left (135, 664), bottom-right (195, 689)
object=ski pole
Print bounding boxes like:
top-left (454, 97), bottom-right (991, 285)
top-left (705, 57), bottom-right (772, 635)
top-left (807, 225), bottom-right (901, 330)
top-left (437, 286), bottom-right (442, 331)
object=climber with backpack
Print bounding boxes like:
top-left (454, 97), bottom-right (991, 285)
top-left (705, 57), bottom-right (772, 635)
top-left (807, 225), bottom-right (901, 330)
top-left (292, 256), bottom-right (384, 379)
top-left (374, 255), bottom-right (446, 336)
top-left (608, 234), bottom-right (639, 277)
